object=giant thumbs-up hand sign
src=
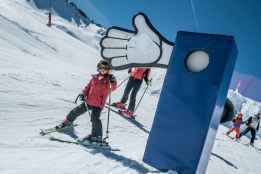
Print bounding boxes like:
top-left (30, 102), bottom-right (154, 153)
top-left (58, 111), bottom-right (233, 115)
top-left (100, 13), bottom-right (174, 70)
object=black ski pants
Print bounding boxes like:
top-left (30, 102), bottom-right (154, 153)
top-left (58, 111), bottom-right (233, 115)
top-left (240, 127), bottom-right (256, 144)
top-left (66, 102), bottom-right (102, 138)
top-left (121, 76), bottom-right (143, 112)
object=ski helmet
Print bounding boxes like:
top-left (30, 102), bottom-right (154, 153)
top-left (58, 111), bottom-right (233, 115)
top-left (97, 60), bottom-right (111, 70)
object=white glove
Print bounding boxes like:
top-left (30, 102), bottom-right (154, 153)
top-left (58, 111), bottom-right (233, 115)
top-left (100, 13), bottom-right (174, 70)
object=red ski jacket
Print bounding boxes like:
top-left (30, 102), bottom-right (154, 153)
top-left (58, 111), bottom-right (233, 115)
top-left (82, 73), bottom-right (117, 108)
top-left (129, 68), bottom-right (150, 80)
top-left (232, 115), bottom-right (243, 128)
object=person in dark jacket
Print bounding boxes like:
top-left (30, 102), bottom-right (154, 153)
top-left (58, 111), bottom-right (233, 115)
top-left (239, 112), bottom-right (260, 145)
top-left (113, 67), bottom-right (151, 118)
top-left (56, 60), bottom-right (117, 143)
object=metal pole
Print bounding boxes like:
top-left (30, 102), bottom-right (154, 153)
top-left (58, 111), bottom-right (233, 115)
top-left (134, 84), bottom-right (149, 113)
top-left (47, 0), bottom-right (52, 27)
top-left (117, 77), bottom-right (129, 89)
top-left (104, 82), bottom-right (112, 142)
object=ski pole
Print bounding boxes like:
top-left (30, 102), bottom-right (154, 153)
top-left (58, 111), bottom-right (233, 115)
top-left (74, 94), bottom-right (91, 117)
top-left (74, 94), bottom-right (81, 104)
top-left (104, 82), bottom-right (112, 142)
top-left (134, 84), bottom-right (149, 113)
top-left (117, 77), bottom-right (129, 89)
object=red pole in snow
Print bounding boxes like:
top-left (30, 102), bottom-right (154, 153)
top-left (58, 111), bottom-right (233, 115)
top-left (47, 0), bottom-right (52, 27)
top-left (47, 11), bottom-right (52, 27)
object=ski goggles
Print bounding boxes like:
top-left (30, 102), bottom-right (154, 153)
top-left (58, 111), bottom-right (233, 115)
top-left (97, 65), bottom-right (110, 70)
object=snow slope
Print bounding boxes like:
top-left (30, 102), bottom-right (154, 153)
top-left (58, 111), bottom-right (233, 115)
top-left (0, 1), bottom-right (260, 174)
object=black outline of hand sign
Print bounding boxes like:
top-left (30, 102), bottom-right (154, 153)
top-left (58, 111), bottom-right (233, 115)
top-left (100, 13), bottom-right (174, 70)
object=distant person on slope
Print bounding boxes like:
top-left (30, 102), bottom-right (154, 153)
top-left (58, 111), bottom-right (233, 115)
top-left (112, 67), bottom-right (151, 118)
top-left (55, 60), bottom-right (117, 143)
top-left (226, 112), bottom-right (244, 140)
top-left (240, 112), bottom-right (260, 146)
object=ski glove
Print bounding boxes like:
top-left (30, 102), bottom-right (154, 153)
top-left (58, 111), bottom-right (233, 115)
top-left (74, 94), bottom-right (85, 104)
top-left (108, 74), bottom-right (116, 83)
top-left (79, 94), bottom-right (85, 101)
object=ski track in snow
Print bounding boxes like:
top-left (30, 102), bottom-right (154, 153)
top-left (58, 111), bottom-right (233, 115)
top-left (0, 1), bottom-right (261, 174)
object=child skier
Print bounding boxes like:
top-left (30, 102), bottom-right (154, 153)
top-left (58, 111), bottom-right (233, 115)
top-left (226, 112), bottom-right (243, 139)
top-left (112, 67), bottom-right (151, 118)
top-left (240, 112), bottom-right (260, 146)
top-left (55, 60), bottom-right (117, 143)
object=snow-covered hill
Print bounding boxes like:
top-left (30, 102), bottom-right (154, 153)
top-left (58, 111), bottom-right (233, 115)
top-left (230, 71), bottom-right (261, 102)
top-left (0, 1), bottom-right (260, 174)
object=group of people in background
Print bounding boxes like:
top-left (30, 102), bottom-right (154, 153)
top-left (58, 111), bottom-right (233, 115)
top-left (55, 60), bottom-right (151, 143)
top-left (226, 111), bottom-right (260, 145)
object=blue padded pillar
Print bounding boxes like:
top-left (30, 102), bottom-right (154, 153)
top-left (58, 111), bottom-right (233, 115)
top-left (143, 31), bottom-right (237, 174)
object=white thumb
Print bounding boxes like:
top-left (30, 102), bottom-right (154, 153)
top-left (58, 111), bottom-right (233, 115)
top-left (133, 13), bottom-right (160, 44)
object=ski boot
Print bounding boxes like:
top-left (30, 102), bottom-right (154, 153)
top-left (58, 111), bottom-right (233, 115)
top-left (55, 119), bottom-right (72, 130)
top-left (112, 101), bottom-right (126, 110)
top-left (81, 135), bottom-right (107, 146)
top-left (120, 109), bottom-right (135, 119)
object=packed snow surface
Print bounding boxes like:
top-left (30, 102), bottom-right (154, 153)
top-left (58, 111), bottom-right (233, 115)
top-left (0, 1), bottom-right (260, 174)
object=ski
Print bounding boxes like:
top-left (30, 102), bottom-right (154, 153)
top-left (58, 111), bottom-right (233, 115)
top-left (225, 134), bottom-right (261, 152)
top-left (105, 104), bottom-right (149, 134)
top-left (40, 124), bottom-right (78, 136)
top-left (252, 145), bottom-right (261, 151)
top-left (224, 134), bottom-right (238, 141)
top-left (239, 141), bottom-right (261, 151)
top-left (49, 137), bottom-right (120, 151)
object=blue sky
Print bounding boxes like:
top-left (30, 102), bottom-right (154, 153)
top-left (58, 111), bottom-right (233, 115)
top-left (72, 0), bottom-right (261, 79)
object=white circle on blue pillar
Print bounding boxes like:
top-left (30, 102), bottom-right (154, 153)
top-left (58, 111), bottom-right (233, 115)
top-left (186, 50), bottom-right (209, 72)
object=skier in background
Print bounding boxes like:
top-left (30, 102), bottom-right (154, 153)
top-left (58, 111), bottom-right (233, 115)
top-left (112, 67), bottom-right (151, 118)
top-left (226, 112), bottom-right (244, 140)
top-left (240, 112), bottom-right (260, 146)
top-left (55, 60), bottom-right (117, 143)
